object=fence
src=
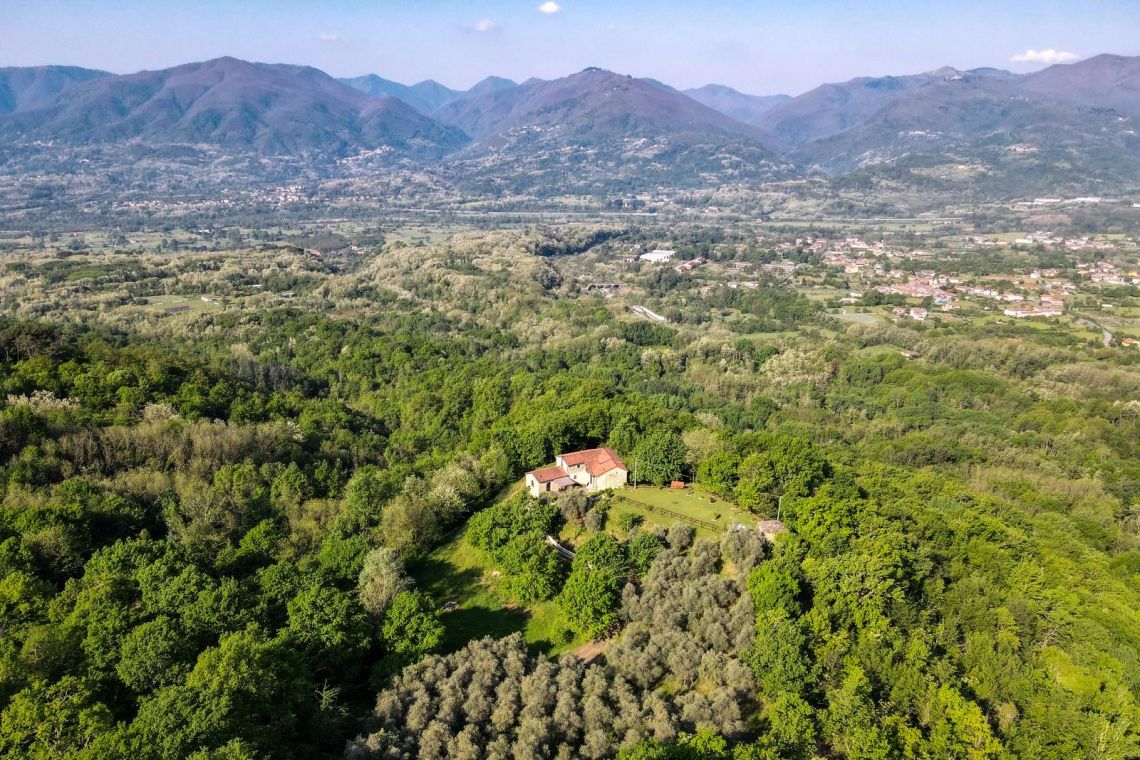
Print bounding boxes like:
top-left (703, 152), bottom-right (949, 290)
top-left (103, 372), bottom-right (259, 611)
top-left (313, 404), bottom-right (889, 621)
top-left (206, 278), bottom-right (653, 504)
top-left (618, 493), bottom-right (722, 532)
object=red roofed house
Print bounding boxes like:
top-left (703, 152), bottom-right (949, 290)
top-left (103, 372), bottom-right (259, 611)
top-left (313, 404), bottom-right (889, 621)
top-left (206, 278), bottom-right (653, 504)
top-left (525, 447), bottom-right (629, 498)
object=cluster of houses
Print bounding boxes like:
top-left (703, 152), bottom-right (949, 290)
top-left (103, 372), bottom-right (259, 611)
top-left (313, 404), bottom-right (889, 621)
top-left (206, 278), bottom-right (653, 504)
top-left (828, 247), bottom-right (1103, 319)
top-left (875, 271), bottom-right (959, 310)
top-left (1078, 261), bottom-right (1140, 286)
top-left (718, 260), bottom-right (801, 290)
top-left (798, 235), bottom-right (898, 259)
top-left (759, 260), bottom-right (800, 277)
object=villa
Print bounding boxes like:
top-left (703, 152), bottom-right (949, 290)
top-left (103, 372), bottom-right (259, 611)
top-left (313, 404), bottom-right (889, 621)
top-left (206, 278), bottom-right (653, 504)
top-left (525, 447), bottom-right (629, 498)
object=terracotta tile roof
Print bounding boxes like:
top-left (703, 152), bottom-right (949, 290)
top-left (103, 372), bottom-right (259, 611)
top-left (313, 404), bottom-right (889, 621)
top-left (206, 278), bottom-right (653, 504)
top-left (528, 465), bottom-right (568, 483)
top-left (559, 447), bottom-right (628, 477)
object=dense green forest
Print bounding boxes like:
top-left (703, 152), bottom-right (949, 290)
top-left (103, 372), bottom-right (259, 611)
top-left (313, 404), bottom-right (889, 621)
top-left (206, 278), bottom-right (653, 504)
top-left (2, 226), bottom-right (1140, 758)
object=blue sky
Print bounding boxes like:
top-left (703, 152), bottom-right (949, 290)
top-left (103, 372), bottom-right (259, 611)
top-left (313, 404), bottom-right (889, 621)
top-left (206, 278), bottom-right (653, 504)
top-left (2, 1), bottom-right (1137, 94)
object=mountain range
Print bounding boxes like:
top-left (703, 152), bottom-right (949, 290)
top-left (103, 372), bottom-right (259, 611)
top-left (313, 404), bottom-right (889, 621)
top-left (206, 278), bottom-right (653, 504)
top-left (1, 53), bottom-right (1139, 196)
top-left (746, 55), bottom-right (1140, 193)
top-left (339, 74), bottom-right (517, 113)
top-left (0, 57), bottom-right (467, 157)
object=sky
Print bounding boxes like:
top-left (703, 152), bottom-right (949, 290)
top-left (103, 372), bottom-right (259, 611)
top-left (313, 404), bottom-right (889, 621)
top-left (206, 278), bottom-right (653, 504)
top-left (2, 0), bottom-right (1137, 95)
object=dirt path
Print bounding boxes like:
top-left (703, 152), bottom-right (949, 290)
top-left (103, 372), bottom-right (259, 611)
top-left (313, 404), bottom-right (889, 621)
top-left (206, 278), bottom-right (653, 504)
top-left (571, 639), bottom-right (610, 663)
top-left (631, 304), bottom-right (668, 323)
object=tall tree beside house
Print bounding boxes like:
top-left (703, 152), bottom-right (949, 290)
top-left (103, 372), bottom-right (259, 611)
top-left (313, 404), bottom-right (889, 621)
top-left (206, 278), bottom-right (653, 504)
top-left (632, 429), bottom-right (688, 486)
top-left (607, 416), bottom-right (640, 457)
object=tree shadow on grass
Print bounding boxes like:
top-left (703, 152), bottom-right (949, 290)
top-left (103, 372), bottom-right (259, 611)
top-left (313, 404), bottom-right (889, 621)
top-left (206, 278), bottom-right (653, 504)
top-left (437, 605), bottom-right (530, 654)
top-left (410, 557), bottom-right (536, 654)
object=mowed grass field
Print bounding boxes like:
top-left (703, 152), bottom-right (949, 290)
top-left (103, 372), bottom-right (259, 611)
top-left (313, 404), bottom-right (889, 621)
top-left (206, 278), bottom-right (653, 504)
top-left (409, 528), bottom-right (583, 657)
top-left (604, 486), bottom-right (747, 539)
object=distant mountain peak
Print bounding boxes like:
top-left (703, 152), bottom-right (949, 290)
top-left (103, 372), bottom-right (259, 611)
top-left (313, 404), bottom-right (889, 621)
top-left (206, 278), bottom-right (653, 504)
top-left (693, 83), bottom-right (744, 95)
top-left (465, 76), bottom-right (518, 99)
top-left (1022, 52), bottom-right (1140, 117)
top-left (434, 67), bottom-right (766, 145)
top-left (683, 83), bottom-right (791, 126)
top-left (472, 76), bottom-right (516, 88)
top-left (926, 66), bottom-right (962, 78)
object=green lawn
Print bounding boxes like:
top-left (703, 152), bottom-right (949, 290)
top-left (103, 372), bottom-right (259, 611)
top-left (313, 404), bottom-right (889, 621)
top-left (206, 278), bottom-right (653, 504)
top-left (603, 486), bottom-right (747, 539)
top-left (409, 528), bottom-right (583, 657)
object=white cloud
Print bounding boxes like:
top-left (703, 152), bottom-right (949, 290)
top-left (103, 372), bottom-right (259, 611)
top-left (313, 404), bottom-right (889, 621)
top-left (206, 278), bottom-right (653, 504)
top-left (472, 19), bottom-right (498, 33)
top-left (1011, 48), bottom-right (1079, 65)
top-left (538, 1), bottom-right (561, 14)
top-left (316, 33), bottom-right (340, 43)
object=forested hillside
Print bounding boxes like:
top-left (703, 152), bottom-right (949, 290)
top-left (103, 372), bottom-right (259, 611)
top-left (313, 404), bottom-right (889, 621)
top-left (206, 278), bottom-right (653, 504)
top-left (1, 224), bottom-right (1139, 758)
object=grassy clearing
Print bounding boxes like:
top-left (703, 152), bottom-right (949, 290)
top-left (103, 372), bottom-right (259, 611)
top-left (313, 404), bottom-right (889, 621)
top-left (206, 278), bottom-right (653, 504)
top-left (409, 528), bottom-right (583, 657)
top-left (854, 343), bottom-right (906, 357)
top-left (603, 486), bottom-right (746, 539)
top-left (383, 224), bottom-right (464, 246)
top-left (804, 288), bottom-right (846, 302)
top-left (830, 310), bottom-right (881, 324)
top-left (141, 294), bottom-right (225, 315)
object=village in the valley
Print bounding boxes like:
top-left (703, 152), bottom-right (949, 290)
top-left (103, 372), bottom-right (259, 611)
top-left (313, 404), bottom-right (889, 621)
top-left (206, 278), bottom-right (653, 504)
top-left (595, 225), bottom-right (1140, 349)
